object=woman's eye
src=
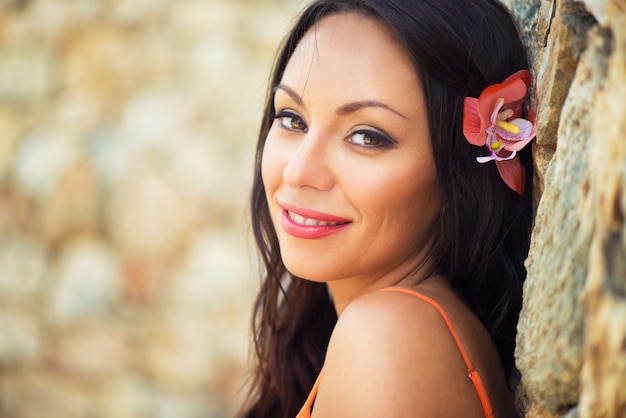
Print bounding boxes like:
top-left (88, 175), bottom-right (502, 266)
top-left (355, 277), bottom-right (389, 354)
top-left (349, 130), bottom-right (395, 149)
top-left (275, 111), bottom-right (308, 132)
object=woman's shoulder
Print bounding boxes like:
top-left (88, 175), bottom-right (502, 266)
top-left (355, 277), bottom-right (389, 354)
top-left (334, 283), bottom-right (480, 351)
top-left (311, 284), bottom-right (488, 417)
top-left (333, 285), bottom-right (459, 348)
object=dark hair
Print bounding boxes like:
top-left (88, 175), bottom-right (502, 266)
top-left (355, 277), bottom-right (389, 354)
top-left (242, 0), bottom-right (533, 416)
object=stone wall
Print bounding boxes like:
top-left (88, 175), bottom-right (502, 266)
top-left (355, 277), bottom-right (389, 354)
top-left (508, 0), bottom-right (626, 416)
top-left (0, 1), bottom-right (299, 417)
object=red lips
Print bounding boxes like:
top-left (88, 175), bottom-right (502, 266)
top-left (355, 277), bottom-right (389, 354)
top-left (279, 203), bottom-right (351, 239)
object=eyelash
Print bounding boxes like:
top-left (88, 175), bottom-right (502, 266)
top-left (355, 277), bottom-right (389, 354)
top-left (348, 129), bottom-right (396, 149)
top-left (274, 110), bottom-right (308, 133)
top-left (273, 109), bottom-right (397, 150)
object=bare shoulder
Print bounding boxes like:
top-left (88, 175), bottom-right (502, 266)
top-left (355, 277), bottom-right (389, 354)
top-left (311, 288), bottom-right (487, 418)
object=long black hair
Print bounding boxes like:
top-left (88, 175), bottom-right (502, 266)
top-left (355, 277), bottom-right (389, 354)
top-left (243, 1), bottom-right (533, 416)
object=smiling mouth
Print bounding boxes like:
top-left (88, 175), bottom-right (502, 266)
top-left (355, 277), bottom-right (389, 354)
top-left (287, 211), bottom-right (349, 227)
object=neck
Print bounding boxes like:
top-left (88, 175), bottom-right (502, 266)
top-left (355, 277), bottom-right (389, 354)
top-left (327, 252), bottom-right (439, 316)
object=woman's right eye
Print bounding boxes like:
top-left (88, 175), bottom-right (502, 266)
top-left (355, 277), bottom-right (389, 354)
top-left (275, 110), bottom-right (308, 132)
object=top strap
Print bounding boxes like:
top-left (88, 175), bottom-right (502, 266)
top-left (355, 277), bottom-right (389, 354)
top-left (379, 287), bottom-right (494, 418)
top-left (295, 371), bottom-right (321, 418)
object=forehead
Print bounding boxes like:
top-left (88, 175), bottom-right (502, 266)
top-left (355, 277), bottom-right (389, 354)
top-left (280, 12), bottom-right (422, 106)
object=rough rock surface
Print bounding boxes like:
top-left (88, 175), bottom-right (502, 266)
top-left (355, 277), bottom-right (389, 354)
top-left (513, 0), bottom-right (626, 416)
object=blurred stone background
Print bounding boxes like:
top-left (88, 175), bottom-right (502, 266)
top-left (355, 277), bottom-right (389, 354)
top-left (0, 0), bottom-right (300, 417)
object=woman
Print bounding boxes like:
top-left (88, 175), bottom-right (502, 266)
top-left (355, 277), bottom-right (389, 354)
top-left (243, 0), bottom-right (534, 416)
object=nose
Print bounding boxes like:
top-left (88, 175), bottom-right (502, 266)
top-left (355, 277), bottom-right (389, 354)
top-left (282, 130), bottom-right (334, 191)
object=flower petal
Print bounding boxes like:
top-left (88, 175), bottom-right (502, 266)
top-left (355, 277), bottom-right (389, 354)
top-left (490, 98), bottom-right (505, 124)
top-left (477, 77), bottom-right (529, 125)
top-left (476, 149), bottom-right (517, 163)
top-left (496, 157), bottom-right (525, 194)
top-left (509, 104), bottom-right (523, 119)
top-left (498, 119), bottom-right (535, 150)
top-left (500, 135), bottom-right (534, 152)
top-left (463, 97), bottom-right (486, 145)
top-left (477, 155), bottom-right (497, 163)
top-left (510, 118), bottom-right (534, 138)
top-left (497, 108), bottom-right (514, 120)
top-left (503, 69), bottom-right (531, 89)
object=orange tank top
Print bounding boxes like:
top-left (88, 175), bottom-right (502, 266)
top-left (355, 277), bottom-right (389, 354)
top-left (295, 287), bottom-right (495, 418)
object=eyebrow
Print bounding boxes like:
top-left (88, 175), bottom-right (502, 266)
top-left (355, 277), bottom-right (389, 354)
top-left (273, 84), bottom-right (408, 120)
top-left (274, 84), bottom-right (303, 105)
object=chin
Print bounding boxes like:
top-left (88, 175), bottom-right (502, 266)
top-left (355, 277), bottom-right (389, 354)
top-left (283, 261), bottom-right (333, 284)
top-left (285, 267), bottom-right (327, 283)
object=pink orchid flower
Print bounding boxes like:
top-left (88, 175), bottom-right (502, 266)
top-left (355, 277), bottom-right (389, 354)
top-left (463, 70), bottom-right (536, 194)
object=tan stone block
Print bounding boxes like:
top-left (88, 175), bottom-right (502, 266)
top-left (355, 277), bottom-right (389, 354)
top-left (516, 24), bottom-right (611, 415)
top-left (588, 5), bottom-right (626, 239)
top-left (527, 402), bottom-right (566, 418)
top-left (40, 158), bottom-right (100, 246)
top-left (50, 321), bottom-right (130, 379)
top-left (142, 316), bottom-right (215, 391)
top-left (578, 9), bottom-right (626, 415)
top-left (536, 0), bottom-right (555, 48)
top-left (0, 310), bottom-right (40, 367)
top-left (0, 184), bottom-right (37, 238)
top-left (61, 23), bottom-right (174, 119)
top-left (0, 370), bottom-right (94, 417)
top-left (110, 166), bottom-right (201, 257)
top-left (499, 0), bottom-right (542, 57)
top-left (0, 106), bottom-right (21, 179)
top-left (533, 143), bottom-right (556, 202)
top-left (533, 0), bottom-right (595, 145)
top-left (580, 0), bottom-right (610, 25)
top-left (49, 238), bottom-right (122, 325)
top-left (0, 44), bottom-right (60, 102)
top-left (580, 291), bottom-right (626, 417)
top-left (0, 234), bottom-right (45, 304)
top-left (515, 381), bottom-right (566, 417)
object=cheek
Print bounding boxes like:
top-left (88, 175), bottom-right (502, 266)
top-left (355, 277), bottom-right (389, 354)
top-left (365, 164), bottom-right (441, 232)
top-left (260, 134), bottom-right (283, 195)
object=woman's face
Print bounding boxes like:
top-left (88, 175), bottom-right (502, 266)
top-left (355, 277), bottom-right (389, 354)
top-left (262, 12), bottom-right (442, 287)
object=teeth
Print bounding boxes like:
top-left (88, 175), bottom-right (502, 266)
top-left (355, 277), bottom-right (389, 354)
top-left (288, 211), bottom-right (344, 226)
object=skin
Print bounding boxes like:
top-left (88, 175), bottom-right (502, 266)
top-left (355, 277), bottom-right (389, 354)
top-left (262, 12), bottom-right (517, 418)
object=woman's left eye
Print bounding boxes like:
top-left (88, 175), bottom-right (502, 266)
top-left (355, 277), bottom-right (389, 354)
top-left (348, 130), bottom-right (396, 149)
